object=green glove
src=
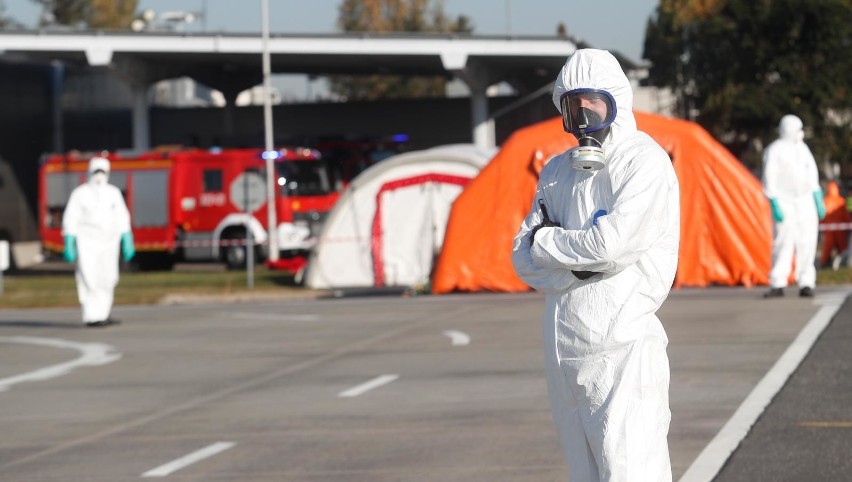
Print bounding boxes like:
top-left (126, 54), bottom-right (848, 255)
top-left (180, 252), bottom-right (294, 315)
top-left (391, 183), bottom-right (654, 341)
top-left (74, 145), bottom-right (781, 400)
top-left (769, 198), bottom-right (784, 223)
top-left (813, 190), bottom-right (826, 220)
top-left (63, 234), bottom-right (77, 263)
top-left (121, 231), bottom-right (136, 262)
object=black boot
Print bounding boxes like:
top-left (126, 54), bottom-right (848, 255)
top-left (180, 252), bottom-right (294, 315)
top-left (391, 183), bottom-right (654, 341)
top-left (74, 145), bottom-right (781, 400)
top-left (763, 287), bottom-right (784, 298)
top-left (799, 287), bottom-right (814, 298)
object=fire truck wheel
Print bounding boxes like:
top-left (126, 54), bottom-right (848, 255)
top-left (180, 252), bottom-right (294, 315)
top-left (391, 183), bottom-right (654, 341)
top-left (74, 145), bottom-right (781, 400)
top-left (223, 243), bottom-right (247, 270)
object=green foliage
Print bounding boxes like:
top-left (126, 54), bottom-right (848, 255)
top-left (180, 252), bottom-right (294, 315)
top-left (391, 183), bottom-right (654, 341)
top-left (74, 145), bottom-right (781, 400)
top-left (88, 0), bottom-right (138, 29)
top-left (0, 269), bottom-right (302, 309)
top-left (331, 0), bottom-right (474, 100)
top-left (643, 0), bottom-right (852, 170)
top-left (817, 267), bottom-right (852, 285)
top-left (31, 0), bottom-right (138, 29)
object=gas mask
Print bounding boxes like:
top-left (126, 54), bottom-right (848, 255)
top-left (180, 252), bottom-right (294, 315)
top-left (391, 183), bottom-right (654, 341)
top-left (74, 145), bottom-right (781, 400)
top-left (87, 156), bottom-right (111, 186)
top-left (559, 89), bottom-right (617, 171)
top-left (90, 170), bottom-right (108, 186)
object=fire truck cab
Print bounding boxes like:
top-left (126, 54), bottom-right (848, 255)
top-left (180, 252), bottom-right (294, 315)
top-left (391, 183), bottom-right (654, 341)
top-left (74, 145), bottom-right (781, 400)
top-left (39, 147), bottom-right (339, 273)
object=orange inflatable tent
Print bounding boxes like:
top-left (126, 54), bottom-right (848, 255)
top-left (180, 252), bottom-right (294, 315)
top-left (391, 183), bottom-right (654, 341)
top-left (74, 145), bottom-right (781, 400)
top-left (432, 111), bottom-right (773, 293)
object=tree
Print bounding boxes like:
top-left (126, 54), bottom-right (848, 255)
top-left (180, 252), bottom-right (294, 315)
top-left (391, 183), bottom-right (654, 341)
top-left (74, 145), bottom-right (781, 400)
top-left (33, 0), bottom-right (138, 29)
top-left (643, 0), bottom-right (852, 169)
top-left (88, 0), bottom-right (137, 29)
top-left (331, 0), bottom-right (474, 100)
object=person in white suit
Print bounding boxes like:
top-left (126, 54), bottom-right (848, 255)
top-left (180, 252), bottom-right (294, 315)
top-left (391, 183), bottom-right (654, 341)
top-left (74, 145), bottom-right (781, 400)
top-left (512, 49), bottom-right (680, 481)
top-left (761, 114), bottom-right (825, 298)
top-left (62, 157), bottom-right (135, 327)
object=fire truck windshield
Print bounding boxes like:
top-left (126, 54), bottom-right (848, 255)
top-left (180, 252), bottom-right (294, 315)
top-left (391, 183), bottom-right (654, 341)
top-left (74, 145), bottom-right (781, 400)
top-left (276, 160), bottom-right (332, 196)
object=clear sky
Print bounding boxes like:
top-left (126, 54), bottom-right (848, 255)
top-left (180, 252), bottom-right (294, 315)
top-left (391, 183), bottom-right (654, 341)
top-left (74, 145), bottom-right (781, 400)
top-left (6, 0), bottom-right (659, 61)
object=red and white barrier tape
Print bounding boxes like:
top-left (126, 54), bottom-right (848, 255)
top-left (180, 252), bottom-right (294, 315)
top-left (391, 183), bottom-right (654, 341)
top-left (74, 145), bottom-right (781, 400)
top-left (135, 225), bottom-right (850, 249)
top-left (136, 239), bottom-right (265, 248)
top-left (134, 237), bottom-right (364, 248)
top-left (819, 223), bottom-right (852, 232)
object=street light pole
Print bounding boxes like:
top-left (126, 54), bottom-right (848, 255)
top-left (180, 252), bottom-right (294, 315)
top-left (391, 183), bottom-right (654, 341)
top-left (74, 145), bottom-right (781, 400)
top-left (261, 0), bottom-right (279, 263)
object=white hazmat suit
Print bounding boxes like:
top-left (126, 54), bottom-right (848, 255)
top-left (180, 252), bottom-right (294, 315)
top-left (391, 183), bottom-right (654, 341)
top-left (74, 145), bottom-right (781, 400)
top-left (62, 157), bottom-right (132, 325)
top-left (761, 114), bottom-right (822, 294)
top-left (512, 49), bottom-right (680, 481)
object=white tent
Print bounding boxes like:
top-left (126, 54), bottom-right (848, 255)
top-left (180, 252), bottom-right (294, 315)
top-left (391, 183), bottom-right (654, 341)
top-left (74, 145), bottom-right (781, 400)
top-left (304, 144), bottom-right (494, 289)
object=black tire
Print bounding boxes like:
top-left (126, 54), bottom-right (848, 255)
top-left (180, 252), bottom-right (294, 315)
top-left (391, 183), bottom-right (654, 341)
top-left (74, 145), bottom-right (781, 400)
top-left (221, 228), bottom-right (264, 271)
top-left (223, 241), bottom-right (247, 270)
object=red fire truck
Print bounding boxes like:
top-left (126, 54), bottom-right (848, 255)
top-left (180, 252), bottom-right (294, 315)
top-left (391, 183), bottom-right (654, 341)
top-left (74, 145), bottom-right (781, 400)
top-left (39, 147), bottom-right (340, 273)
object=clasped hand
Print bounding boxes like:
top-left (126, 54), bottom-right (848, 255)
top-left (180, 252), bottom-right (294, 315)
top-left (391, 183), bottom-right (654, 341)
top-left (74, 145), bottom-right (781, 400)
top-left (529, 220), bottom-right (559, 245)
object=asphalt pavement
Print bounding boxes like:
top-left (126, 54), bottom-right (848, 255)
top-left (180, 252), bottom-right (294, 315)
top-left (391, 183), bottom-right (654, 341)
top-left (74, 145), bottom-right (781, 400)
top-left (0, 285), bottom-right (848, 481)
top-left (712, 294), bottom-right (852, 482)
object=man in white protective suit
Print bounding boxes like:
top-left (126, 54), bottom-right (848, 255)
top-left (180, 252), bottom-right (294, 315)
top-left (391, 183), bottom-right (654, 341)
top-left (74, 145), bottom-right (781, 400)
top-left (761, 114), bottom-right (825, 298)
top-left (511, 49), bottom-right (680, 481)
top-left (62, 157), bottom-right (135, 327)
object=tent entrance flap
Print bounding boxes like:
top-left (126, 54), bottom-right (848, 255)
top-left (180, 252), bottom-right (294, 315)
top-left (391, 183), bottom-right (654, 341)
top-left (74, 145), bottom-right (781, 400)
top-left (371, 173), bottom-right (470, 287)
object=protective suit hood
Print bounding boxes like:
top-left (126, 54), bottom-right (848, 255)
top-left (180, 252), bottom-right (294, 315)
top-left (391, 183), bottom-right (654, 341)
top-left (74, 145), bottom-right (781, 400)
top-left (88, 157), bottom-right (110, 185)
top-left (552, 49), bottom-right (636, 146)
top-left (88, 157), bottom-right (111, 174)
top-left (778, 114), bottom-right (804, 142)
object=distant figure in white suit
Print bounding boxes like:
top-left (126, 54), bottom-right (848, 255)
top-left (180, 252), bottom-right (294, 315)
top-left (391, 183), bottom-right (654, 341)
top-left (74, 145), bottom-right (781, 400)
top-left (761, 114), bottom-right (825, 298)
top-left (62, 157), bottom-right (135, 327)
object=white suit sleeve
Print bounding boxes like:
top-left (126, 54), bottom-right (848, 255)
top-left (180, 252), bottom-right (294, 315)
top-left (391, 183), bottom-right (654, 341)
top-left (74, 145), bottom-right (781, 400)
top-left (530, 152), bottom-right (674, 274)
top-left (804, 145), bottom-right (820, 192)
top-left (511, 193), bottom-right (579, 293)
top-left (761, 145), bottom-right (780, 199)
top-left (62, 189), bottom-right (82, 237)
top-left (112, 187), bottom-right (132, 233)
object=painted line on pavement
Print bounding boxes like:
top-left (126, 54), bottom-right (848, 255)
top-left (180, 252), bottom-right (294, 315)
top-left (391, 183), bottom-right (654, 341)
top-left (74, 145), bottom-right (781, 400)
top-left (338, 374), bottom-right (399, 398)
top-left (0, 304), bottom-right (479, 472)
top-left (0, 336), bottom-right (121, 393)
top-left (442, 330), bottom-right (470, 346)
top-left (799, 421), bottom-right (852, 428)
top-left (231, 313), bottom-right (319, 322)
top-left (679, 290), bottom-right (850, 482)
top-left (142, 441), bottom-right (235, 478)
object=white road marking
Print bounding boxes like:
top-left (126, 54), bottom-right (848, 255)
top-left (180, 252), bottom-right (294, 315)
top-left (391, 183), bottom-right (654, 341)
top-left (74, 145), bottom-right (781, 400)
top-left (231, 313), bottom-right (318, 322)
top-left (142, 441), bottom-right (235, 478)
top-left (338, 374), bottom-right (399, 398)
top-left (0, 336), bottom-right (121, 393)
top-left (442, 330), bottom-right (470, 346)
top-left (678, 291), bottom-right (850, 482)
top-left (0, 312), bottom-right (442, 472)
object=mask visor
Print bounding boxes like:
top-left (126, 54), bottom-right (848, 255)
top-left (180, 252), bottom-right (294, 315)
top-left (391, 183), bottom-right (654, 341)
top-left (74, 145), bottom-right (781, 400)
top-left (560, 88), bottom-right (617, 136)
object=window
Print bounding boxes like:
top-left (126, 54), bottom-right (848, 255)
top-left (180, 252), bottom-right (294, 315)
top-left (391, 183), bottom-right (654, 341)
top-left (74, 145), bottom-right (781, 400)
top-left (276, 161), bottom-right (331, 196)
top-left (203, 169), bottom-right (223, 192)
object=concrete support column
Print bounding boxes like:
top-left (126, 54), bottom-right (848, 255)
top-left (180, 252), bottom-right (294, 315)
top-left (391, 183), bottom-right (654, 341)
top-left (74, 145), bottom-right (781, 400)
top-left (470, 85), bottom-right (495, 150)
top-left (441, 54), bottom-right (496, 150)
top-left (130, 84), bottom-right (150, 151)
top-left (220, 88), bottom-right (241, 145)
top-left (197, 76), bottom-right (259, 147)
top-left (110, 58), bottom-right (160, 152)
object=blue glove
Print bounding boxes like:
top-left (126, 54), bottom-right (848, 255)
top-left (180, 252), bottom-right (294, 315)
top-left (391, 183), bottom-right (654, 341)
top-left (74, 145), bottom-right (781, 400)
top-left (121, 231), bottom-right (136, 262)
top-left (63, 234), bottom-right (77, 263)
top-left (813, 190), bottom-right (826, 220)
top-left (769, 198), bottom-right (784, 223)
